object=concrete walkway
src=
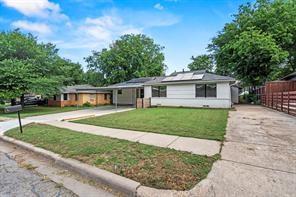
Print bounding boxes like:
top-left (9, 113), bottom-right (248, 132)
top-left (191, 105), bottom-right (296, 197)
top-left (0, 106), bottom-right (133, 134)
top-left (46, 121), bottom-right (221, 156)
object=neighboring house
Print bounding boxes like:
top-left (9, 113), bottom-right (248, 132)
top-left (281, 72), bottom-right (296, 81)
top-left (48, 85), bottom-right (111, 107)
top-left (107, 70), bottom-right (236, 108)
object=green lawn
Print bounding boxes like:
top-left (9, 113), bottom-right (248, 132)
top-left (74, 107), bottom-right (229, 141)
top-left (0, 106), bottom-right (86, 118)
top-left (5, 123), bottom-right (219, 190)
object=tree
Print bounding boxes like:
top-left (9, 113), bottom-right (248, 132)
top-left (187, 54), bottom-right (214, 71)
top-left (55, 57), bottom-right (84, 86)
top-left (83, 70), bottom-right (105, 87)
top-left (0, 30), bottom-right (83, 103)
top-left (227, 29), bottom-right (288, 86)
top-left (209, 0), bottom-right (296, 83)
top-left (85, 34), bottom-right (166, 85)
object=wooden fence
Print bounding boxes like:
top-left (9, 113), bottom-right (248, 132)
top-left (259, 81), bottom-right (296, 116)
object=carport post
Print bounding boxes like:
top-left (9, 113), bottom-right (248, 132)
top-left (115, 89), bottom-right (118, 109)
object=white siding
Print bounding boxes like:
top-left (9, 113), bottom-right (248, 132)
top-left (113, 89), bottom-right (136, 105)
top-left (148, 82), bottom-right (232, 108)
top-left (151, 98), bottom-right (231, 108)
top-left (217, 82), bottom-right (231, 99)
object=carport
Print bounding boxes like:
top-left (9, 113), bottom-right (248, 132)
top-left (104, 78), bottom-right (153, 108)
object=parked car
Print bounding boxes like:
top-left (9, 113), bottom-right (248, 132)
top-left (16, 96), bottom-right (46, 106)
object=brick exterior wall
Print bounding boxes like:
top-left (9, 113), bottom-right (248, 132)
top-left (136, 98), bottom-right (151, 108)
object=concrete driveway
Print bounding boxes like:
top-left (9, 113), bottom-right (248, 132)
top-left (192, 105), bottom-right (296, 197)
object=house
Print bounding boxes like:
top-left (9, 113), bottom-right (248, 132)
top-left (107, 70), bottom-right (236, 108)
top-left (48, 85), bottom-right (111, 107)
top-left (281, 72), bottom-right (296, 81)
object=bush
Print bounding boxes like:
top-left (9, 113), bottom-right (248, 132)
top-left (82, 102), bottom-right (92, 107)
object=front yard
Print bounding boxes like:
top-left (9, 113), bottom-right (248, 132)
top-left (5, 123), bottom-right (219, 190)
top-left (74, 107), bottom-right (229, 141)
top-left (0, 106), bottom-right (87, 118)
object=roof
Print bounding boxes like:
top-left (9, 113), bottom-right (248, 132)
top-left (106, 70), bottom-right (235, 89)
top-left (145, 70), bottom-right (235, 85)
top-left (280, 72), bottom-right (296, 81)
top-left (107, 77), bottom-right (157, 88)
top-left (61, 85), bottom-right (110, 93)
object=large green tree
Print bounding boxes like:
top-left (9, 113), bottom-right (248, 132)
top-left (209, 0), bottom-right (296, 85)
top-left (226, 29), bottom-right (288, 86)
top-left (55, 57), bottom-right (84, 86)
top-left (187, 54), bottom-right (214, 71)
top-left (85, 34), bottom-right (166, 85)
top-left (0, 30), bottom-right (83, 103)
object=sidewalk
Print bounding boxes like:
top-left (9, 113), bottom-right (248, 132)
top-left (0, 107), bottom-right (133, 135)
top-left (46, 121), bottom-right (221, 156)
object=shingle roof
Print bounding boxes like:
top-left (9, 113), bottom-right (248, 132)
top-left (107, 77), bottom-right (157, 88)
top-left (107, 70), bottom-right (235, 88)
top-left (61, 85), bottom-right (110, 93)
top-left (202, 72), bottom-right (235, 81)
top-left (61, 85), bottom-right (94, 93)
top-left (280, 72), bottom-right (296, 81)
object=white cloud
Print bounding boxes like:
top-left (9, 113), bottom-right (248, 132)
top-left (0, 0), bottom-right (67, 20)
top-left (154, 3), bottom-right (164, 10)
top-left (75, 14), bottom-right (143, 48)
top-left (11, 20), bottom-right (52, 35)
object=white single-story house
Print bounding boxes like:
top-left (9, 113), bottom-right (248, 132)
top-left (106, 70), bottom-right (237, 108)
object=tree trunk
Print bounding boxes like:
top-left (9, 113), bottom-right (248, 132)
top-left (20, 94), bottom-right (25, 107)
top-left (11, 98), bottom-right (16, 106)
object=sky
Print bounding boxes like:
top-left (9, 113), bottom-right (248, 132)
top-left (0, 0), bottom-right (250, 74)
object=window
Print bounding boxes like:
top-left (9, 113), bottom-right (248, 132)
top-left (195, 84), bottom-right (217, 97)
top-left (206, 84), bottom-right (217, 97)
top-left (118, 90), bottom-right (122, 94)
top-left (152, 86), bottom-right (167, 97)
top-left (104, 94), bottom-right (108, 100)
top-left (63, 94), bottom-right (68, 101)
top-left (53, 95), bottom-right (57, 101)
top-left (195, 84), bottom-right (206, 97)
top-left (75, 94), bottom-right (78, 101)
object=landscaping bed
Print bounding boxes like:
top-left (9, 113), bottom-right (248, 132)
top-left (5, 123), bottom-right (219, 190)
top-left (0, 106), bottom-right (86, 118)
top-left (73, 107), bottom-right (229, 141)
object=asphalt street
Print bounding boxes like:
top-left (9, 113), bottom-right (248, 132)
top-left (0, 151), bottom-right (77, 197)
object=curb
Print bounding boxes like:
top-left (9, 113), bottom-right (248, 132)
top-left (0, 135), bottom-right (140, 196)
top-left (61, 115), bottom-right (95, 121)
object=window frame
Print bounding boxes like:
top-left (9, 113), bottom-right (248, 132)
top-left (63, 94), bottom-right (68, 101)
top-left (152, 86), bottom-right (167, 98)
top-left (195, 83), bottom-right (217, 98)
top-left (117, 89), bottom-right (122, 94)
top-left (206, 84), bottom-right (217, 97)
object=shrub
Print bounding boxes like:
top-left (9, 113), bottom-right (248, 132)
top-left (82, 102), bottom-right (92, 107)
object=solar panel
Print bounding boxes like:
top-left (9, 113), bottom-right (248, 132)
top-left (162, 72), bottom-right (204, 82)
top-left (181, 73), bottom-right (194, 80)
top-left (192, 74), bottom-right (204, 80)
